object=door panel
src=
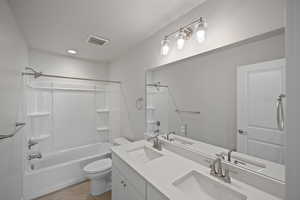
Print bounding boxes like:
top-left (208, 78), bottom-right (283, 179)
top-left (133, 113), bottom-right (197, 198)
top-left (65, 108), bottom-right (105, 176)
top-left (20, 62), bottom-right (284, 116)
top-left (112, 166), bottom-right (124, 200)
top-left (237, 59), bottom-right (286, 164)
top-left (247, 139), bottom-right (283, 163)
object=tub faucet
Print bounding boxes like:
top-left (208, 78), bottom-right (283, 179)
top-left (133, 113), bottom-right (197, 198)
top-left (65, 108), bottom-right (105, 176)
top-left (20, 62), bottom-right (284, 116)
top-left (28, 152), bottom-right (42, 160)
top-left (28, 139), bottom-right (38, 149)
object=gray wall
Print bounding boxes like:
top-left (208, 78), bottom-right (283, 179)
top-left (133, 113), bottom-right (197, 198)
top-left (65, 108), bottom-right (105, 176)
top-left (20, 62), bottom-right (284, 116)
top-left (0, 0), bottom-right (28, 199)
top-left (286, 0), bottom-right (300, 199)
top-left (151, 33), bottom-right (285, 149)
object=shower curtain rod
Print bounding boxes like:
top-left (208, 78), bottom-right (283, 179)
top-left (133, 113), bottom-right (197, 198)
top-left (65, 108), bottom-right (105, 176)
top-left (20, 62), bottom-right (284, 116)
top-left (146, 83), bottom-right (168, 88)
top-left (22, 67), bottom-right (121, 84)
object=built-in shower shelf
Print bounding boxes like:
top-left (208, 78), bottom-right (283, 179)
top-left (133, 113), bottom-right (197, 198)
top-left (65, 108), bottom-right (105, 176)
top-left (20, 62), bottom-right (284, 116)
top-left (97, 127), bottom-right (110, 132)
top-left (27, 112), bottom-right (51, 117)
top-left (147, 106), bottom-right (155, 110)
top-left (96, 109), bottom-right (110, 113)
top-left (147, 121), bottom-right (156, 124)
top-left (29, 134), bottom-right (50, 143)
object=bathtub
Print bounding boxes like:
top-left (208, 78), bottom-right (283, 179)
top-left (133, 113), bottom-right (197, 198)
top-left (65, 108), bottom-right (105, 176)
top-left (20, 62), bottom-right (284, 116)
top-left (23, 142), bottom-right (111, 200)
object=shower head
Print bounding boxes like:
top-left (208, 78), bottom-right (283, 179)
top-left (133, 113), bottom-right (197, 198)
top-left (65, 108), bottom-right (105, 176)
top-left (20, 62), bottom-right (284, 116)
top-left (25, 67), bottom-right (42, 78)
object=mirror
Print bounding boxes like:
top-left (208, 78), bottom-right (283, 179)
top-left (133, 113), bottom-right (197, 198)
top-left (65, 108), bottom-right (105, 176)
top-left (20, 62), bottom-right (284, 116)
top-left (145, 32), bottom-right (285, 182)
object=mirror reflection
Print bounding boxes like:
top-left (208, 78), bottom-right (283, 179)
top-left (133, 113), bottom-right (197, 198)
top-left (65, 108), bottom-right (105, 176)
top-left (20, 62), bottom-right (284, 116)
top-left (146, 31), bottom-right (285, 182)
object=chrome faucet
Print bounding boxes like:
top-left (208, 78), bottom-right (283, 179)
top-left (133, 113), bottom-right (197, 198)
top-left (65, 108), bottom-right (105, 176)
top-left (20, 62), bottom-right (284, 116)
top-left (210, 155), bottom-right (231, 183)
top-left (28, 152), bottom-right (42, 160)
top-left (227, 149), bottom-right (236, 162)
top-left (166, 131), bottom-right (175, 141)
top-left (147, 121), bottom-right (162, 151)
top-left (147, 134), bottom-right (162, 151)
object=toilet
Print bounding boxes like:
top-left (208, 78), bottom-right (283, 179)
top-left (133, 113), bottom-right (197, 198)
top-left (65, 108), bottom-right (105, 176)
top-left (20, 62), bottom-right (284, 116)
top-left (83, 137), bottom-right (130, 196)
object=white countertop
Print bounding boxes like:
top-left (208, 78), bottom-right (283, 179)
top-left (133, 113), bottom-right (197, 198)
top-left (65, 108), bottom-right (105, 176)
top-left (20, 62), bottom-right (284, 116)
top-left (111, 140), bottom-right (282, 200)
top-left (160, 135), bottom-right (285, 182)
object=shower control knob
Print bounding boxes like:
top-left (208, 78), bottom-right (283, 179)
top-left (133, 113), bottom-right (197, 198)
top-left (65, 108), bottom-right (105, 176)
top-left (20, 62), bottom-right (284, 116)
top-left (238, 129), bottom-right (248, 135)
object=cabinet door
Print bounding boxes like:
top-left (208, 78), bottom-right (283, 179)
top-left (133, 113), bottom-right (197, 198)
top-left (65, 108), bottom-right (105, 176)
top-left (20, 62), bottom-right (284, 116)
top-left (112, 167), bottom-right (125, 200)
top-left (147, 183), bottom-right (168, 200)
top-left (112, 166), bottom-right (145, 200)
top-left (125, 181), bottom-right (144, 200)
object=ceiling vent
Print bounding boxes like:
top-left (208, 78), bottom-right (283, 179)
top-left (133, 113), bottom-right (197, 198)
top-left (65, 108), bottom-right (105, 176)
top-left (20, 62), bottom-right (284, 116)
top-left (87, 35), bottom-right (110, 46)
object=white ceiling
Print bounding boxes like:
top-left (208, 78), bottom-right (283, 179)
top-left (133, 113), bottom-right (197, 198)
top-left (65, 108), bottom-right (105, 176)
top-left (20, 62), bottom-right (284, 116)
top-left (9, 0), bottom-right (206, 62)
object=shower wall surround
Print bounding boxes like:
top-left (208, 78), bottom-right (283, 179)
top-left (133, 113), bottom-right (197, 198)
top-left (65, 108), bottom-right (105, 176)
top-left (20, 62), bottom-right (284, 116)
top-left (25, 79), bottom-right (120, 153)
top-left (26, 50), bottom-right (121, 154)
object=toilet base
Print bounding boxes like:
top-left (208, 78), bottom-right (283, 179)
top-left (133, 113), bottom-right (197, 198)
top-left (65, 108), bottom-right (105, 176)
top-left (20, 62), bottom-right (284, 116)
top-left (90, 178), bottom-right (107, 196)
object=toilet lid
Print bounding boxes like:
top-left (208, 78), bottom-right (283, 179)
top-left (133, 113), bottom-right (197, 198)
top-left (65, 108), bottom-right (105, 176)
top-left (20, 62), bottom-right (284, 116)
top-left (84, 158), bottom-right (112, 174)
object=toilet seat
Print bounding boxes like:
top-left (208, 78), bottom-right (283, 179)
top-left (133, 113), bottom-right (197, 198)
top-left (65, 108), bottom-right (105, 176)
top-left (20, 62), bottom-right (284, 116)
top-left (84, 158), bottom-right (112, 174)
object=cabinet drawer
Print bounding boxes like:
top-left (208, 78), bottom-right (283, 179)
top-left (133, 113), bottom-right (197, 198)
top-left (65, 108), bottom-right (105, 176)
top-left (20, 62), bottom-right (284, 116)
top-left (112, 153), bottom-right (146, 197)
top-left (147, 183), bottom-right (169, 200)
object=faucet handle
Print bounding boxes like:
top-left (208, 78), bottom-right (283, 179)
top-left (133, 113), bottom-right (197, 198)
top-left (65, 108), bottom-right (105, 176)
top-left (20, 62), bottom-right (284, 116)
top-left (223, 168), bottom-right (231, 183)
top-left (210, 164), bottom-right (216, 175)
top-left (216, 153), bottom-right (225, 160)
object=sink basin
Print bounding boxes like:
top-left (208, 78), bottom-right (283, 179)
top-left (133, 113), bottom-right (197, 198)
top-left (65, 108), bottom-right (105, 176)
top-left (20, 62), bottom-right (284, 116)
top-left (173, 170), bottom-right (247, 200)
top-left (127, 146), bottom-right (163, 164)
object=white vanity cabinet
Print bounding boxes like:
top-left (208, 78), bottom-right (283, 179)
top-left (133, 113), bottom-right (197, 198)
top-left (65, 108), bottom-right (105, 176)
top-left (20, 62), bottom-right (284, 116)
top-left (112, 153), bottom-right (146, 200)
top-left (112, 153), bottom-right (168, 200)
top-left (112, 166), bottom-right (144, 200)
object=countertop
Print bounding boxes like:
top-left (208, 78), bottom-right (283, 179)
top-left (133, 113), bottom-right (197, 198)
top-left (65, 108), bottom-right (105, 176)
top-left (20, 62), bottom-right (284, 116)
top-left (111, 140), bottom-right (282, 200)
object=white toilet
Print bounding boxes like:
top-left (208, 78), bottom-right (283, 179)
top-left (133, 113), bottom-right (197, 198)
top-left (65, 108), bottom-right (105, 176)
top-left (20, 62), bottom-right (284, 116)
top-left (83, 137), bottom-right (130, 196)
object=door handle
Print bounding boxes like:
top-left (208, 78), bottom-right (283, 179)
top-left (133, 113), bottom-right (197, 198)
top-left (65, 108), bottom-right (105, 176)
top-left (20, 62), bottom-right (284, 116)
top-left (238, 129), bottom-right (247, 135)
top-left (276, 94), bottom-right (285, 131)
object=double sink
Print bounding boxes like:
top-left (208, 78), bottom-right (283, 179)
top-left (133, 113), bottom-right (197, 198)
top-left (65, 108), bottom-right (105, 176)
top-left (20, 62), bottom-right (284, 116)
top-left (126, 144), bottom-right (247, 200)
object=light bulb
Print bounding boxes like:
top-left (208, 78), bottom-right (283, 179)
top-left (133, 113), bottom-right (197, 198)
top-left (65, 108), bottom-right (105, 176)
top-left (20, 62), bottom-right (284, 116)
top-left (195, 18), bottom-right (207, 43)
top-left (161, 38), bottom-right (170, 56)
top-left (67, 49), bottom-right (77, 55)
top-left (177, 31), bottom-right (185, 50)
top-left (196, 28), bottom-right (206, 43)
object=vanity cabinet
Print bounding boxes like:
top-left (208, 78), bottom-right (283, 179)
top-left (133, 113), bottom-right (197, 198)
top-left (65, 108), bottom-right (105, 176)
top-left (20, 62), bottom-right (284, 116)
top-left (147, 184), bottom-right (168, 200)
top-left (112, 153), bottom-right (168, 200)
top-left (112, 166), bottom-right (144, 200)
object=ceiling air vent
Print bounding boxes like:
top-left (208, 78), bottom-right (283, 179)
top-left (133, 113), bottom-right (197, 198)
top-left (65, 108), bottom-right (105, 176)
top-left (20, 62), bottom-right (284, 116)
top-left (87, 35), bottom-right (110, 46)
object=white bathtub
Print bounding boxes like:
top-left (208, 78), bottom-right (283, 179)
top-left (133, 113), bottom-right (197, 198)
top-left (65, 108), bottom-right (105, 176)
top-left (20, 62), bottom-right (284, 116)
top-left (23, 142), bottom-right (111, 200)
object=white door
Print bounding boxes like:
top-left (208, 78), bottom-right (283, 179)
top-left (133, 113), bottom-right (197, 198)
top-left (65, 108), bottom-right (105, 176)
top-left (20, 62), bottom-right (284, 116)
top-left (237, 59), bottom-right (286, 164)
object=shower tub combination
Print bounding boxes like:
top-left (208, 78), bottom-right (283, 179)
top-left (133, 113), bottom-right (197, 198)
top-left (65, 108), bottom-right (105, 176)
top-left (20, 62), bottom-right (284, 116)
top-left (23, 142), bottom-right (111, 200)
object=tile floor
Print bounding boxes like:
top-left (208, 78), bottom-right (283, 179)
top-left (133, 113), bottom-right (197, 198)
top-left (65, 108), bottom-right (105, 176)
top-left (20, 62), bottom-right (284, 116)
top-left (36, 181), bottom-right (111, 200)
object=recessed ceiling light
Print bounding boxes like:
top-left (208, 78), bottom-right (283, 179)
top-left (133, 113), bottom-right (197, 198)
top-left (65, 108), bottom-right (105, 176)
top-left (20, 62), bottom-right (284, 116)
top-left (67, 49), bottom-right (77, 55)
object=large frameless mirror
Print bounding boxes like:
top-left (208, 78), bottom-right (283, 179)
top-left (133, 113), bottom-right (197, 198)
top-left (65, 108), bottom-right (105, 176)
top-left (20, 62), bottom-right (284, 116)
top-left (145, 31), bottom-right (285, 182)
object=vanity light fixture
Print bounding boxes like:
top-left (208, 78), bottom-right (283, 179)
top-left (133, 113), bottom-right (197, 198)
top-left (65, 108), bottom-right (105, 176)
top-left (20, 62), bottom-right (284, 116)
top-left (160, 17), bottom-right (207, 56)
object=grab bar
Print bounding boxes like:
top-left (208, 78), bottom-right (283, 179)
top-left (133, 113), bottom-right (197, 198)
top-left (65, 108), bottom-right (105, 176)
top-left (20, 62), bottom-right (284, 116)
top-left (276, 94), bottom-right (285, 131)
top-left (0, 122), bottom-right (26, 140)
top-left (175, 109), bottom-right (200, 114)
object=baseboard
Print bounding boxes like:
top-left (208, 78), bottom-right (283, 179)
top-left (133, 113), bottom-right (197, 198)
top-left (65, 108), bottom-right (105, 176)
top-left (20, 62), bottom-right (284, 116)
top-left (24, 177), bottom-right (87, 200)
